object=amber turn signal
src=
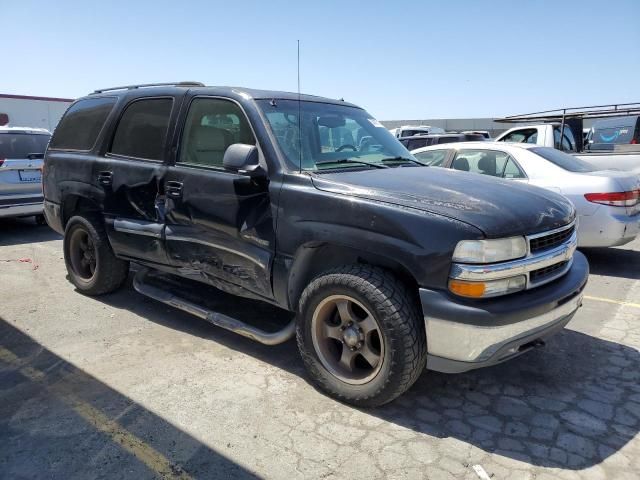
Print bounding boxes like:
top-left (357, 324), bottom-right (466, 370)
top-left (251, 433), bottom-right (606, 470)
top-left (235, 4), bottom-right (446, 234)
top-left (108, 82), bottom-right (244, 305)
top-left (448, 280), bottom-right (486, 298)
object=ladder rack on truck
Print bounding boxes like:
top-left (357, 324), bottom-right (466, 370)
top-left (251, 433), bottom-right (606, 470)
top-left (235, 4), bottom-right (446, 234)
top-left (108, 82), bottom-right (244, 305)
top-left (495, 102), bottom-right (640, 153)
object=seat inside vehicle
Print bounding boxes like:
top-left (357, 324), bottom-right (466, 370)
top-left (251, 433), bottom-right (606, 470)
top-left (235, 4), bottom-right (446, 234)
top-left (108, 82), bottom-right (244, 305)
top-left (186, 125), bottom-right (231, 166)
top-left (452, 156), bottom-right (470, 171)
top-left (478, 152), bottom-right (497, 176)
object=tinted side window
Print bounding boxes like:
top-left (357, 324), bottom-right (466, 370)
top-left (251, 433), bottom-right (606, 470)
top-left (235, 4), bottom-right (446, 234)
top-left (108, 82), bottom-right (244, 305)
top-left (110, 98), bottom-right (173, 161)
top-left (435, 136), bottom-right (462, 145)
top-left (179, 98), bottom-right (255, 167)
top-left (414, 150), bottom-right (448, 166)
top-left (49, 97), bottom-right (117, 151)
top-left (464, 134), bottom-right (486, 141)
top-left (407, 138), bottom-right (427, 150)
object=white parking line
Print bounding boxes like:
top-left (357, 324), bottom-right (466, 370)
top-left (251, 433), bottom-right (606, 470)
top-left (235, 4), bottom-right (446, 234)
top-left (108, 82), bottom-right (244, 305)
top-left (472, 464), bottom-right (492, 480)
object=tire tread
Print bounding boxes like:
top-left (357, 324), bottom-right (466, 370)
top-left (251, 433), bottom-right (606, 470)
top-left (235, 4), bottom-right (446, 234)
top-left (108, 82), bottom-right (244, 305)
top-left (297, 264), bottom-right (427, 407)
top-left (64, 214), bottom-right (129, 296)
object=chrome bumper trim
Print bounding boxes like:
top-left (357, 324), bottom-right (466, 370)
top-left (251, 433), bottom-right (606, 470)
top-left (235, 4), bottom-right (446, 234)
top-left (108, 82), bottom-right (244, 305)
top-left (450, 230), bottom-right (577, 289)
top-left (425, 290), bottom-right (583, 363)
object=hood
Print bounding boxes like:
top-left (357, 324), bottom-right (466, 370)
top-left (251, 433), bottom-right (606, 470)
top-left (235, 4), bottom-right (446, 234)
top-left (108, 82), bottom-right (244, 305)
top-left (312, 167), bottom-right (575, 238)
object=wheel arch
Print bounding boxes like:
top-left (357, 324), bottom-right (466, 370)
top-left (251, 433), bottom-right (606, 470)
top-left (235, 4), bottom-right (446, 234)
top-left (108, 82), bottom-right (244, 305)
top-left (61, 194), bottom-right (102, 229)
top-left (286, 242), bottom-right (420, 311)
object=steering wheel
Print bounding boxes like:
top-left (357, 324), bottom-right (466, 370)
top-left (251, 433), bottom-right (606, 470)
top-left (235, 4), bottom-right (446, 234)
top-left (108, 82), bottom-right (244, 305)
top-left (335, 144), bottom-right (357, 152)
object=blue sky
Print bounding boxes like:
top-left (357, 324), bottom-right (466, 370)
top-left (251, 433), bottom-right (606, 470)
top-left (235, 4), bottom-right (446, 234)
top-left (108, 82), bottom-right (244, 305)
top-left (4, 0), bottom-right (639, 119)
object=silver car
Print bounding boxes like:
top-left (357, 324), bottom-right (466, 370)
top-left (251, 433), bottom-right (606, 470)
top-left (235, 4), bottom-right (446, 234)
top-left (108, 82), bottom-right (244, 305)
top-left (411, 141), bottom-right (640, 248)
top-left (0, 127), bottom-right (50, 222)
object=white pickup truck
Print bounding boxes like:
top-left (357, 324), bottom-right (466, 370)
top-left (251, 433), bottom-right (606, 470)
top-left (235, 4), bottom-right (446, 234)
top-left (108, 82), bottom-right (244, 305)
top-left (495, 123), bottom-right (640, 173)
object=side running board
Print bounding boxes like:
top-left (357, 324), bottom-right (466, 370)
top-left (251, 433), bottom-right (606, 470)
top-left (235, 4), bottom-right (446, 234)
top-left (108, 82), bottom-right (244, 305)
top-left (133, 268), bottom-right (296, 346)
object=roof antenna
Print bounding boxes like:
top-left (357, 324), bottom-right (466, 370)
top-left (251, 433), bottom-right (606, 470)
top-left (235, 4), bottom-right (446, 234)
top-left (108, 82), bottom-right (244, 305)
top-left (297, 39), bottom-right (302, 173)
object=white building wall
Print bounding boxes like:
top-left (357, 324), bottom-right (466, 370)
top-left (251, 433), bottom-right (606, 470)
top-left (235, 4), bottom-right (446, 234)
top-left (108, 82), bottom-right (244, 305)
top-left (0, 95), bottom-right (74, 132)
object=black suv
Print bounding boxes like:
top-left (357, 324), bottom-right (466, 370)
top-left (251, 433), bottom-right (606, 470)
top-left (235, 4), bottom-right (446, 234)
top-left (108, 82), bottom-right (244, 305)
top-left (43, 82), bottom-right (588, 406)
top-left (399, 133), bottom-right (486, 151)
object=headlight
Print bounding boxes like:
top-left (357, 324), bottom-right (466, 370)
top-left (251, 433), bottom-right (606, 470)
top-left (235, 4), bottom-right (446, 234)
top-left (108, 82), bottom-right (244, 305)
top-left (453, 237), bottom-right (527, 264)
top-left (449, 275), bottom-right (526, 298)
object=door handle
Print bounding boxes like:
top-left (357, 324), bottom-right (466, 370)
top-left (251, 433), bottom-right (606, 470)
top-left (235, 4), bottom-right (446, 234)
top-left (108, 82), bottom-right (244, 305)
top-left (98, 171), bottom-right (113, 186)
top-left (166, 181), bottom-right (183, 199)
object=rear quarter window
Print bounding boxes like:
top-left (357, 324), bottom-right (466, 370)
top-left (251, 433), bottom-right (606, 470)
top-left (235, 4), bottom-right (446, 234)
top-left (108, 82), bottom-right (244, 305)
top-left (49, 97), bottom-right (117, 151)
top-left (109, 98), bottom-right (173, 161)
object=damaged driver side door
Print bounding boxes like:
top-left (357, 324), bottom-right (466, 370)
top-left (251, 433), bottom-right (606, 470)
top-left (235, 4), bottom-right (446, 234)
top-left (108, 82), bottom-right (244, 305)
top-left (163, 96), bottom-right (276, 300)
top-left (98, 95), bottom-right (181, 265)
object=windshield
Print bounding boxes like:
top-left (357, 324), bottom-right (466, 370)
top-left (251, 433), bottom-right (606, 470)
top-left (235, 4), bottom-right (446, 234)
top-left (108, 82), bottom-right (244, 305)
top-left (0, 133), bottom-right (50, 158)
top-left (257, 100), bottom-right (416, 170)
top-left (531, 147), bottom-right (596, 172)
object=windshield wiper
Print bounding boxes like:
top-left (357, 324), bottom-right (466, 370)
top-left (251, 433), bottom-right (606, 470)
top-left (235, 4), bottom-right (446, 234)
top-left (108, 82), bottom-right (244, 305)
top-left (379, 156), bottom-right (427, 166)
top-left (315, 158), bottom-right (389, 169)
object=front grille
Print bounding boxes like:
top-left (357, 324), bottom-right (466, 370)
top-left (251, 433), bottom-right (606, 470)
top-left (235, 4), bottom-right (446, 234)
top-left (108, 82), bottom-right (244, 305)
top-left (530, 260), bottom-right (569, 283)
top-left (529, 224), bottom-right (575, 253)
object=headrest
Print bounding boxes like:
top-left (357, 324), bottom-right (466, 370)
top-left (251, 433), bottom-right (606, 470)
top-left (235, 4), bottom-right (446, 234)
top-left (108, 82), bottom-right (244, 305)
top-left (478, 152), bottom-right (497, 174)
top-left (191, 126), bottom-right (227, 151)
top-left (453, 156), bottom-right (470, 171)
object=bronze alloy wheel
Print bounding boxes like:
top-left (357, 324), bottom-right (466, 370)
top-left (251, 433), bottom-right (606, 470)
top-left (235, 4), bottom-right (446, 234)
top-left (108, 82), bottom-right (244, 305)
top-left (311, 294), bottom-right (385, 385)
top-left (68, 227), bottom-right (97, 280)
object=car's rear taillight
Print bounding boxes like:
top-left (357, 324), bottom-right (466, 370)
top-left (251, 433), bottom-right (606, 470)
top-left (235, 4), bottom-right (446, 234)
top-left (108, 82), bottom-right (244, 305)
top-left (631, 138), bottom-right (638, 145)
top-left (0, 158), bottom-right (4, 167)
top-left (584, 190), bottom-right (640, 207)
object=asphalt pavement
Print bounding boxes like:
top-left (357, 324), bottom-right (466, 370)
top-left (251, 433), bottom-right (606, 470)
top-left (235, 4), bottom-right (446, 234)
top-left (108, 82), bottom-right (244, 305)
top-left (1, 217), bottom-right (639, 480)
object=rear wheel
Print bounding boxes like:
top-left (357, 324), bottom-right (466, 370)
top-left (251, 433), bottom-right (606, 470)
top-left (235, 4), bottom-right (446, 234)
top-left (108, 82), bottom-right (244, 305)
top-left (63, 215), bottom-right (129, 295)
top-left (297, 265), bottom-right (427, 407)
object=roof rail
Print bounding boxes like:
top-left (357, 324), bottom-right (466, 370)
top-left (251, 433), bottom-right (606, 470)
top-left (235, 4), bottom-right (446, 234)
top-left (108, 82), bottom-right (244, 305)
top-left (92, 81), bottom-right (205, 94)
top-left (496, 102), bottom-right (640, 123)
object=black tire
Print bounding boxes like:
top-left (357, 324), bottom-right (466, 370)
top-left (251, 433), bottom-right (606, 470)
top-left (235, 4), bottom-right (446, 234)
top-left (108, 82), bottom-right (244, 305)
top-left (63, 214), bottom-right (129, 295)
top-left (297, 265), bottom-right (427, 407)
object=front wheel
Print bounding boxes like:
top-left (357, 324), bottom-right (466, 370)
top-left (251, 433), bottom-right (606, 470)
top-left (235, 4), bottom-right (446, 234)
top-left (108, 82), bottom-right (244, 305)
top-left (297, 265), bottom-right (427, 407)
top-left (63, 215), bottom-right (129, 295)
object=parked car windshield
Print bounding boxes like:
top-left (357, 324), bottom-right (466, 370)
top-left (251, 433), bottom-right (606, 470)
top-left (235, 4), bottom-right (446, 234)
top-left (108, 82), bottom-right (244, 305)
top-left (530, 147), bottom-right (596, 172)
top-left (257, 100), bottom-right (415, 170)
top-left (0, 133), bottom-right (50, 158)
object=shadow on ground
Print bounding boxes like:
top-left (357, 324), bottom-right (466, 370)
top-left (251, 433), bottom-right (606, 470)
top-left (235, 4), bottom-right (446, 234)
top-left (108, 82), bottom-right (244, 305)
top-left (0, 317), bottom-right (258, 479)
top-left (91, 271), bottom-right (640, 471)
top-left (0, 217), bottom-right (61, 247)
top-left (582, 246), bottom-right (640, 280)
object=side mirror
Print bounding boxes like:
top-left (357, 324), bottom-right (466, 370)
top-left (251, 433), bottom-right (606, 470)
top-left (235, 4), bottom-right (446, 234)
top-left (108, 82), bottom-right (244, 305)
top-left (223, 144), bottom-right (265, 177)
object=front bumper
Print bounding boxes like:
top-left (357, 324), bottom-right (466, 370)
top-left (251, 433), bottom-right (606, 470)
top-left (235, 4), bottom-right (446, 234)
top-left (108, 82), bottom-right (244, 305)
top-left (421, 250), bottom-right (589, 373)
top-left (43, 200), bottom-right (64, 234)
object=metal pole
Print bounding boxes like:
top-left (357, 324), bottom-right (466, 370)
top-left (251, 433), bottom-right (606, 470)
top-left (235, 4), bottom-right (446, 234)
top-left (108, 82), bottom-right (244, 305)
top-left (559, 109), bottom-right (566, 151)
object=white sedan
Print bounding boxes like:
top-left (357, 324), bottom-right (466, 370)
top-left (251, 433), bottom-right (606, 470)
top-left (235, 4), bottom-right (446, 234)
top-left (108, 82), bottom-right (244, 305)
top-left (411, 142), bottom-right (640, 248)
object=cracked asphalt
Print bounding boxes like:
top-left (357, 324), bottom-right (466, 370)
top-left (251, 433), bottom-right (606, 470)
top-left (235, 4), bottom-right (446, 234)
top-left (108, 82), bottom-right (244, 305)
top-left (1, 217), bottom-right (639, 479)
